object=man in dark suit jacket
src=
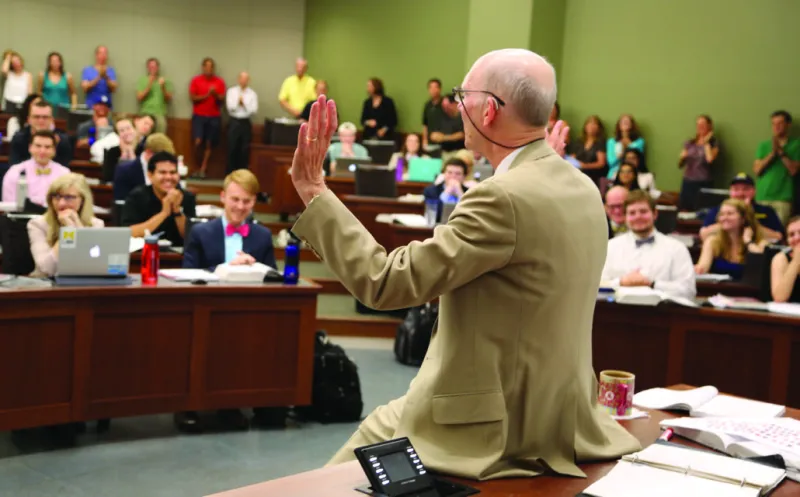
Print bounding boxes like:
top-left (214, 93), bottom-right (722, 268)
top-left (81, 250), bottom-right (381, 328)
top-left (9, 101), bottom-right (73, 167)
top-left (178, 169), bottom-right (278, 433)
top-left (422, 158), bottom-right (469, 222)
top-left (113, 132), bottom-right (175, 201)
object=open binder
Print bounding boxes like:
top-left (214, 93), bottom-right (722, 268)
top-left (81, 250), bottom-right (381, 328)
top-left (581, 442), bottom-right (786, 497)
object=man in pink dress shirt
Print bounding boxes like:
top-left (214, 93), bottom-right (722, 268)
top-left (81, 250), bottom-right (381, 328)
top-left (2, 130), bottom-right (70, 206)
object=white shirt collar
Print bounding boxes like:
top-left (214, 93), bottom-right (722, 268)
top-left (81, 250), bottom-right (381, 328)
top-left (140, 152), bottom-right (151, 186)
top-left (494, 146), bottom-right (527, 175)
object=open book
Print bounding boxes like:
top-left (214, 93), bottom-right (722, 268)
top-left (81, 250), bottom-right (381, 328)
top-left (613, 286), bottom-right (698, 308)
top-left (582, 442), bottom-right (786, 497)
top-left (661, 417), bottom-right (800, 482)
top-left (633, 386), bottom-right (785, 418)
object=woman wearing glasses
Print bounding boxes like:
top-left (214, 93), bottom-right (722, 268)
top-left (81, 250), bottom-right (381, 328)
top-left (28, 173), bottom-right (104, 277)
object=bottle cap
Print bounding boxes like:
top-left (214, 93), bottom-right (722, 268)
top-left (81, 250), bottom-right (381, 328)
top-left (144, 231), bottom-right (164, 244)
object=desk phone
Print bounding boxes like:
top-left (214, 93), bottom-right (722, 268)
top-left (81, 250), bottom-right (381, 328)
top-left (354, 438), bottom-right (479, 497)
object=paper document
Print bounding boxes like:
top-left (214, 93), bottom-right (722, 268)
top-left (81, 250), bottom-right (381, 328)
top-left (129, 237), bottom-right (145, 253)
top-left (695, 273), bottom-right (732, 282)
top-left (195, 204), bottom-right (224, 218)
top-left (158, 269), bottom-right (219, 282)
top-left (767, 302), bottom-right (800, 317)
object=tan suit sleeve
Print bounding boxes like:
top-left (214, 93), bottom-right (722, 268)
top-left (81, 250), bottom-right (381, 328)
top-left (292, 181), bottom-right (516, 310)
top-left (27, 217), bottom-right (58, 277)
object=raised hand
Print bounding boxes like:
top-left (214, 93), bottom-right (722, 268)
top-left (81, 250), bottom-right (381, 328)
top-left (546, 120), bottom-right (569, 156)
top-left (291, 95), bottom-right (339, 206)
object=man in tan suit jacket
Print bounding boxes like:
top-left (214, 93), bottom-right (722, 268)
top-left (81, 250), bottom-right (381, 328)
top-left (289, 49), bottom-right (641, 480)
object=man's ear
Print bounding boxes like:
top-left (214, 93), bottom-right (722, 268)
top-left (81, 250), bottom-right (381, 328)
top-left (220, 191), bottom-right (226, 204)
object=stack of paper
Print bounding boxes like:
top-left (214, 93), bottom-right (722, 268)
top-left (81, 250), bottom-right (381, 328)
top-left (695, 273), bottom-right (732, 283)
top-left (767, 302), bottom-right (800, 317)
top-left (661, 417), bottom-right (800, 481)
top-left (634, 385), bottom-right (785, 418)
top-left (158, 269), bottom-right (219, 282)
top-left (195, 204), bottom-right (224, 218)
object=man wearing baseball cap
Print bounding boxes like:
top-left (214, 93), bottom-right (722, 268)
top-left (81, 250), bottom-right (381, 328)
top-left (76, 94), bottom-right (114, 147)
top-left (699, 172), bottom-right (784, 241)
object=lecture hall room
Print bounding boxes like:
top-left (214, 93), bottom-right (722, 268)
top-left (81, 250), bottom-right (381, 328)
top-left (0, 0), bottom-right (799, 496)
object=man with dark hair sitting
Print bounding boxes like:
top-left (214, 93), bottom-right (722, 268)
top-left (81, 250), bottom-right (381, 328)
top-left (120, 151), bottom-right (196, 247)
top-left (3, 130), bottom-right (70, 205)
top-left (422, 158), bottom-right (469, 223)
top-left (9, 100), bottom-right (73, 167)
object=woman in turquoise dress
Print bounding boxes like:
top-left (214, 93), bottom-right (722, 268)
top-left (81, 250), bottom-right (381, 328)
top-left (695, 199), bottom-right (768, 280)
top-left (37, 52), bottom-right (76, 110)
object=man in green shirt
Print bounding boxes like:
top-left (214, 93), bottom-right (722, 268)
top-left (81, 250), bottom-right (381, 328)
top-left (754, 110), bottom-right (800, 225)
top-left (136, 58), bottom-right (173, 132)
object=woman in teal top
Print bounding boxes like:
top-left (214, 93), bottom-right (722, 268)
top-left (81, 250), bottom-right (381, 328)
top-left (37, 52), bottom-right (76, 109)
top-left (606, 113), bottom-right (645, 179)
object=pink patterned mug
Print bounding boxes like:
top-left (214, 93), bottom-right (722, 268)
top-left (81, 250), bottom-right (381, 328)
top-left (598, 370), bottom-right (635, 417)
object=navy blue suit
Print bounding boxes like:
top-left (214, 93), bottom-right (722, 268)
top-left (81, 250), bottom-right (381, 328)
top-left (113, 157), bottom-right (146, 201)
top-left (183, 217), bottom-right (277, 271)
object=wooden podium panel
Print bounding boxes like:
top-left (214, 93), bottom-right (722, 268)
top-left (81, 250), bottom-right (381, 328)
top-left (0, 280), bottom-right (319, 430)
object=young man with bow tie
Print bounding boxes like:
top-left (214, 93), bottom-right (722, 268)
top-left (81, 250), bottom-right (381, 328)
top-left (178, 168), bottom-right (277, 433)
top-left (2, 130), bottom-right (69, 206)
top-left (601, 190), bottom-right (696, 299)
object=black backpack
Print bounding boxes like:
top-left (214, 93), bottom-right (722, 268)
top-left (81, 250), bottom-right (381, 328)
top-left (394, 303), bottom-right (438, 366)
top-left (296, 330), bottom-right (363, 423)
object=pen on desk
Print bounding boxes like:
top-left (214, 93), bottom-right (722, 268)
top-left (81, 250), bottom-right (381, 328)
top-left (659, 428), bottom-right (674, 442)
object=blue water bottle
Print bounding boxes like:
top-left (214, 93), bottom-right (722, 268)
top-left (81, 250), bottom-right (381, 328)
top-left (88, 126), bottom-right (96, 146)
top-left (283, 237), bottom-right (300, 284)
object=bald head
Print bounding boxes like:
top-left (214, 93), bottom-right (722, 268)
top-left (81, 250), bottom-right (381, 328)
top-left (295, 58), bottom-right (308, 76)
top-left (466, 49), bottom-right (556, 128)
top-left (605, 186), bottom-right (629, 224)
top-left (238, 71), bottom-right (250, 88)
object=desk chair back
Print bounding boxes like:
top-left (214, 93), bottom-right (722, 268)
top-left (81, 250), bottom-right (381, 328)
top-left (0, 213), bottom-right (36, 275)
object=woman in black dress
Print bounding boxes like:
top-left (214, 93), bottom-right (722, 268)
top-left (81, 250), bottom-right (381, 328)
top-left (569, 115), bottom-right (607, 185)
top-left (360, 78), bottom-right (397, 140)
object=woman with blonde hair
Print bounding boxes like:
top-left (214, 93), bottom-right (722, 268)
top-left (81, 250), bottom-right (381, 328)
top-left (27, 173), bottom-right (104, 277)
top-left (695, 199), bottom-right (767, 280)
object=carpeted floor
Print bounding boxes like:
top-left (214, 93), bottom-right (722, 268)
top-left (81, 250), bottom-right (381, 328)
top-left (0, 338), bottom-right (416, 497)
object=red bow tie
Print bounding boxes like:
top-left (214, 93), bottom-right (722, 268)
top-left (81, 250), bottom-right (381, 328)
top-left (225, 223), bottom-right (250, 237)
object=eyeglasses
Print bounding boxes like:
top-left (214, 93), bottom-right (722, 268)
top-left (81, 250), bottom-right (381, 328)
top-left (452, 87), bottom-right (506, 107)
top-left (53, 193), bottom-right (80, 202)
top-left (30, 114), bottom-right (51, 120)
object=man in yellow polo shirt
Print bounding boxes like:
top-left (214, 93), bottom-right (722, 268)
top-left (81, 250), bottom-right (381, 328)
top-left (278, 58), bottom-right (316, 118)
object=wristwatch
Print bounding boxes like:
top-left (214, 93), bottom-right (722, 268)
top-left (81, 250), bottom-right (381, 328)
top-left (649, 281), bottom-right (656, 289)
top-left (171, 207), bottom-right (184, 218)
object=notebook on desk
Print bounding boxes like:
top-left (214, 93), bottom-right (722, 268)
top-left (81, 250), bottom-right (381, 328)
top-left (634, 386), bottom-right (785, 418)
top-left (581, 442), bottom-right (786, 497)
top-left (660, 417), bottom-right (800, 482)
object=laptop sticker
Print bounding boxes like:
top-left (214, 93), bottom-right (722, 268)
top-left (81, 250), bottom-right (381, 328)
top-left (61, 228), bottom-right (77, 249)
top-left (107, 254), bottom-right (128, 275)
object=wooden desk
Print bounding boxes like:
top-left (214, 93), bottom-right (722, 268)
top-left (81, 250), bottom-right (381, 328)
top-left (207, 385), bottom-right (800, 497)
top-left (342, 195), bottom-right (425, 249)
top-left (249, 144), bottom-right (431, 218)
top-left (677, 218), bottom-right (703, 235)
top-left (593, 301), bottom-right (800, 407)
top-left (70, 159), bottom-right (101, 180)
top-left (90, 183), bottom-right (113, 208)
top-left (0, 279), bottom-right (319, 431)
top-left (696, 280), bottom-right (759, 298)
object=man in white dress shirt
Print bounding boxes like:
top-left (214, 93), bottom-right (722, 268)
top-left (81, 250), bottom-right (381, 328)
top-left (602, 190), bottom-right (697, 299)
top-left (226, 71), bottom-right (258, 174)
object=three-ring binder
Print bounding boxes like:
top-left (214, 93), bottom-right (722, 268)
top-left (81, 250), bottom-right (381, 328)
top-left (622, 454), bottom-right (764, 491)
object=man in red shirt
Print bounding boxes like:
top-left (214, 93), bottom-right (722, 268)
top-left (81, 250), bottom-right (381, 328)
top-left (189, 57), bottom-right (225, 178)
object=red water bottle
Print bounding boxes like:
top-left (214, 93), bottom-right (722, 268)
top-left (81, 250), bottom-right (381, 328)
top-left (141, 234), bottom-right (160, 284)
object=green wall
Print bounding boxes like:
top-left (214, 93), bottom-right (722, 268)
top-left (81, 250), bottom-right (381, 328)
top-left (559, 0), bottom-right (800, 191)
top-left (304, 0), bottom-right (469, 131)
top-left (529, 0), bottom-right (566, 77)
top-left (464, 0), bottom-right (533, 71)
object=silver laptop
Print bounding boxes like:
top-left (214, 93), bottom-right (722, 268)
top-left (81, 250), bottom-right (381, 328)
top-left (332, 157), bottom-right (373, 178)
top-left (57, 227), bottom-right (131, 277)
